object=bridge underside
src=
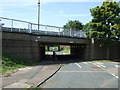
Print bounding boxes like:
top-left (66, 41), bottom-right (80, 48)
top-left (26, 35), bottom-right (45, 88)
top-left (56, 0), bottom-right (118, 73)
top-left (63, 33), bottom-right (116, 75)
top-left (2, 32), bottom-right (120, 62)
top-left (38, 43), bottom-right (87, 61)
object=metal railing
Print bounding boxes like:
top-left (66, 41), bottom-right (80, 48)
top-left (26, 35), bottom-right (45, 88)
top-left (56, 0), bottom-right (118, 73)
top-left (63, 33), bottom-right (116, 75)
top-left (0, 17), bottom-right (86, 38)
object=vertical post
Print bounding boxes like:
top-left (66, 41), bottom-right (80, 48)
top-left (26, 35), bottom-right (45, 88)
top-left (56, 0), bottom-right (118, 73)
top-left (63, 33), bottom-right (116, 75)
top-left (58, 27), bottom-right (60, 36)
top-left (45, 25), bottom-right (47, 31)
top-left (29, 23), bottom-right (32, 33)
top-left (11, 20), bottom-right (13, 32)
top-left (38, 0), bottom-right (40, 31)
top-left (70, 28), bottom-right (71, 37)
top-left (28, 23), bottom-right (29, 31)
top-left (45, 25), bottom-right (47, 34)
top-left (91, 38), bottom-right (94, 60)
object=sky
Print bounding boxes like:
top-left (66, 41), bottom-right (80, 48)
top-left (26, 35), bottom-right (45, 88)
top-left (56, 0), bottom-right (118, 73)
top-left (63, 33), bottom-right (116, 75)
top-left (0, 0), bottom-right (119, 27)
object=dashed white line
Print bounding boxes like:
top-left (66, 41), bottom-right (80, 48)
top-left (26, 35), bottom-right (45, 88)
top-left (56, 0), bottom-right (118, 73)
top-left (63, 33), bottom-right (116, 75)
top-left (75, 63), bottom-right (81, 69)
top-left (115, 76), bottom-right (119, 79)
top-left (82, 62), bottom-right (88, 64)
top-left (111, 73), bottom-right (116, 77)
top-left (115, 65), bottom-right (120, 68)
top-left (110, 73), bottom-right (119, 79)
top-left (92, 62), bottom-right (106, 68)
top-left (92, 63), bottom-right (101, 67)
top-left (99, 64), bottom-right (106, 68)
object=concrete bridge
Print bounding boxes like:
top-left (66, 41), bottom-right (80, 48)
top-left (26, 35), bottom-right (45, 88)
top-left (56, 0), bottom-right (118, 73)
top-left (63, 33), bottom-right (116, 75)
top-left (1, 17), bottom-right (120, 62)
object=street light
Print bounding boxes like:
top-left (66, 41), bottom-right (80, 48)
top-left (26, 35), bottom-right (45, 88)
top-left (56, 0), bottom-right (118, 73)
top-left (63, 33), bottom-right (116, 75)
top-left (38, 0), bottom-right (40, 31)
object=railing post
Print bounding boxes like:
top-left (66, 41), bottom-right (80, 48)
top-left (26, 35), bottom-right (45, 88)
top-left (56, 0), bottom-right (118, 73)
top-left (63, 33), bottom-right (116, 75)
top-left (28, 23), bottom-right (29, 31)
top-left (19, 28), bottom-right (20, 32)
top-left (63, 30), bottom-right (64, 36)
top-left (45, 25), bottom-right (47, 31)
top-left (29, 23), bottom-right (32, 33)
top-left (70, 28), bottom-right (71, 37)
top-left (11, 20), bottom-right (13, 32)
top-left (45, 25), bottom-right (47, 34)
top-left (80, 31), bottom-right (81, 37)
top-left (58, 27), bottom-right (60, 36)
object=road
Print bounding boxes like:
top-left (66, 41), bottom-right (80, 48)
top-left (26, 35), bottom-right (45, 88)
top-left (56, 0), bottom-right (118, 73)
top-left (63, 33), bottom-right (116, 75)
top-left (41, 61), bottom-right (119, 88)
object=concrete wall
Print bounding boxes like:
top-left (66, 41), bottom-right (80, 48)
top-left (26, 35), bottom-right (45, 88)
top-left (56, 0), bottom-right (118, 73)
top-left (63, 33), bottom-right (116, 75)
top-left (2, 31), bottom-right (90, 62)
top-left (89, 39), bottom-right (120, 60)
top-left (70, 44), bottom-right (87, 59)
top-left (2, 32), bottom-right (40, 62)
top-left (2, 31), bottom-right (120, 62)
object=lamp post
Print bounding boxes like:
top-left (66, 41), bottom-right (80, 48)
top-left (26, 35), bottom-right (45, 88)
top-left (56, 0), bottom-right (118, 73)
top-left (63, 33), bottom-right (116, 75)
top-left (38, 0), bottom-right (40, 31)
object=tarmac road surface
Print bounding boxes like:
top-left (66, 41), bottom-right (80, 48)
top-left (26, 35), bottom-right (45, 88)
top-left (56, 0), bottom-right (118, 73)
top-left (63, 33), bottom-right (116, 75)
top-left (41, 61), bottom-right (119, 88)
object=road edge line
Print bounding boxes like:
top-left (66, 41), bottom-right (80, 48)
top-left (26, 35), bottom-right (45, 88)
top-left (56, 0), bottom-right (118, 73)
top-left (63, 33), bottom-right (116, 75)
top-left (36, 64), bottom-right (62, 87)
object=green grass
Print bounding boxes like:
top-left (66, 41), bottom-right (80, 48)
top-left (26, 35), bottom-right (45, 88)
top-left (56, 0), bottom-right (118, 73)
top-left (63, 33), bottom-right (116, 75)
top-left (1, 55), bottom-right (37, 74)
top-left (60, 48), bottom-right (70, 54)
top-left (49, 46), bottom-right (58, 51)
top-left (91, 60), bottom-right (113, 62)
top-left (90, 59), bottom-right (120, 62)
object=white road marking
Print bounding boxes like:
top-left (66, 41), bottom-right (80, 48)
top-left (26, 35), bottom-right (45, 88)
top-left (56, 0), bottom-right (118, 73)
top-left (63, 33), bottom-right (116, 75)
top-left (111, 74), bottom-right (116, 77)
top-left (99, 64), bottom-right (106, 68)
top-left (75, 63), bottom-right (81, 69)
top-left (82, 62), bottom-right (88, 64)
top-left (115, 76), bottom-right (119, 79)
top-left (115, 65), bottom-right (120, 67)
top-left (18, 67), bottom-right (32, 71)
top-left (92, 62), bottom-right (106, 68)
top-left (110, 73), bottom-right (119, 79)
top-left (95, 62), bottom-right (104, 64)
top-left (92, 63), bottom-right (101, 67)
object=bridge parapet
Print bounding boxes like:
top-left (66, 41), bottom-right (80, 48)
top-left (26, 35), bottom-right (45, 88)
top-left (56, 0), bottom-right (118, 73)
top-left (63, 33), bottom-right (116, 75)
top-left (0, 17), bottom-right (86, 38)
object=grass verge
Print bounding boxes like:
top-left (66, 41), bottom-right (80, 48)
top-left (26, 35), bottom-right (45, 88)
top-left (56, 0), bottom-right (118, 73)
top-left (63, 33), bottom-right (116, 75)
top-left (60, 49), bottom-right (70, 54)
top-left (90, 59), bottom-right (120, 62)
top-left (1, 55), bottom-right (37, 74)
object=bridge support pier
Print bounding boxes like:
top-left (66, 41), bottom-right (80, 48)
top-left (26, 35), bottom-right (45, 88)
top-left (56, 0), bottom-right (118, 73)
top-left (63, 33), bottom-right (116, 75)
top-left (39, 44), bottom-right (45, 60)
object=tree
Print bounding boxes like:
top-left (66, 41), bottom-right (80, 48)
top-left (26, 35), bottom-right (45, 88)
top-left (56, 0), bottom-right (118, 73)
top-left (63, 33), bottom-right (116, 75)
top-left (82, 21), bottom-right (92, 31)
top-left (63, 20), bottom-right (83, 30)
top-left (86, 0), bottom-right (120, 39)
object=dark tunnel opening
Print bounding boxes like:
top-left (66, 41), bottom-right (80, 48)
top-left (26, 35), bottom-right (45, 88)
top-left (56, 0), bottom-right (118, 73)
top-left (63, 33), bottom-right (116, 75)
top-left (39, 43), bottom-right (87, 62)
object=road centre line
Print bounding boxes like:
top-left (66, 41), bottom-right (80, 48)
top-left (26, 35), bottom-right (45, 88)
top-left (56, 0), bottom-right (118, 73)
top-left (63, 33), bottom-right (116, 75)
top-left (75, 63), bottom-right (81, 69)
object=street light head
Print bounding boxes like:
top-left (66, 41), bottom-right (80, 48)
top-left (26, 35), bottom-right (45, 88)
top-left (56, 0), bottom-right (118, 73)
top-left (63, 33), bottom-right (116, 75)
top-left (38, 0), bottom-right (40, 4)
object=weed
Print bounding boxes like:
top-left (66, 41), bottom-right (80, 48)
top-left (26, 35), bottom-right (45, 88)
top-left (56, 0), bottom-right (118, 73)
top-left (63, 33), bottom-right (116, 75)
top-left (1, 55), bottom-right (37, 74)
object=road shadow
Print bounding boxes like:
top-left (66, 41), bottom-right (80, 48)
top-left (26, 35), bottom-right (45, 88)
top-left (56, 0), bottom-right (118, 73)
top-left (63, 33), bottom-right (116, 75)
top-left (37, 55), bottom-right (86, 65)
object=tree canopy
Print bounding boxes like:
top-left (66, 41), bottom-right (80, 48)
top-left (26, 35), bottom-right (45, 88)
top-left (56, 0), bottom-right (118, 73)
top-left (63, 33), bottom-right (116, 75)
top-left (63, 20), bottom-right (83, 30)
top-left (86, 0), bottom-right (120, 40)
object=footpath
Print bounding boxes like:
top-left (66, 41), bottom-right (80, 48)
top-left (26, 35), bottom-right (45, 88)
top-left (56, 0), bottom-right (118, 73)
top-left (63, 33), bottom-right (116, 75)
top-left (1, 60), bottom-right (61, 89)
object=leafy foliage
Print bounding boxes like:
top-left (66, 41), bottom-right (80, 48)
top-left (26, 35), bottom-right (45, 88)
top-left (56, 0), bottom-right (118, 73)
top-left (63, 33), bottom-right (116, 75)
top-left (63, 20), bottom-right (83, 30)
top-left (86, 0), bottom-right (120, 39)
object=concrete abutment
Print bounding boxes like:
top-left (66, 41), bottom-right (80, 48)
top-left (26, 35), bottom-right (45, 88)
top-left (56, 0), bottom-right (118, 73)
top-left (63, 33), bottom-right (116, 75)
top-left (2, 32), bottom-right (120, 62)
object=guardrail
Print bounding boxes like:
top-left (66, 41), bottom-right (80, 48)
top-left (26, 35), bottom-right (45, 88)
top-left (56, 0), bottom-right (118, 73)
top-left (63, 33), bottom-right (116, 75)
top-left (0, 17), bottom-right (86, 38)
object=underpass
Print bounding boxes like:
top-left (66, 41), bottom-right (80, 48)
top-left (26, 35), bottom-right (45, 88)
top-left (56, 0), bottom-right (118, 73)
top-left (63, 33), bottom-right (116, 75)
top-left (1, 17), bottom-right (120, 62)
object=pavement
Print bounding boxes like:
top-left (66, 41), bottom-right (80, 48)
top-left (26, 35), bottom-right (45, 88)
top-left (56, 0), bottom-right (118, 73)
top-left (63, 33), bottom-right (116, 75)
top-left (1, 60), bottom-right (61, 89)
